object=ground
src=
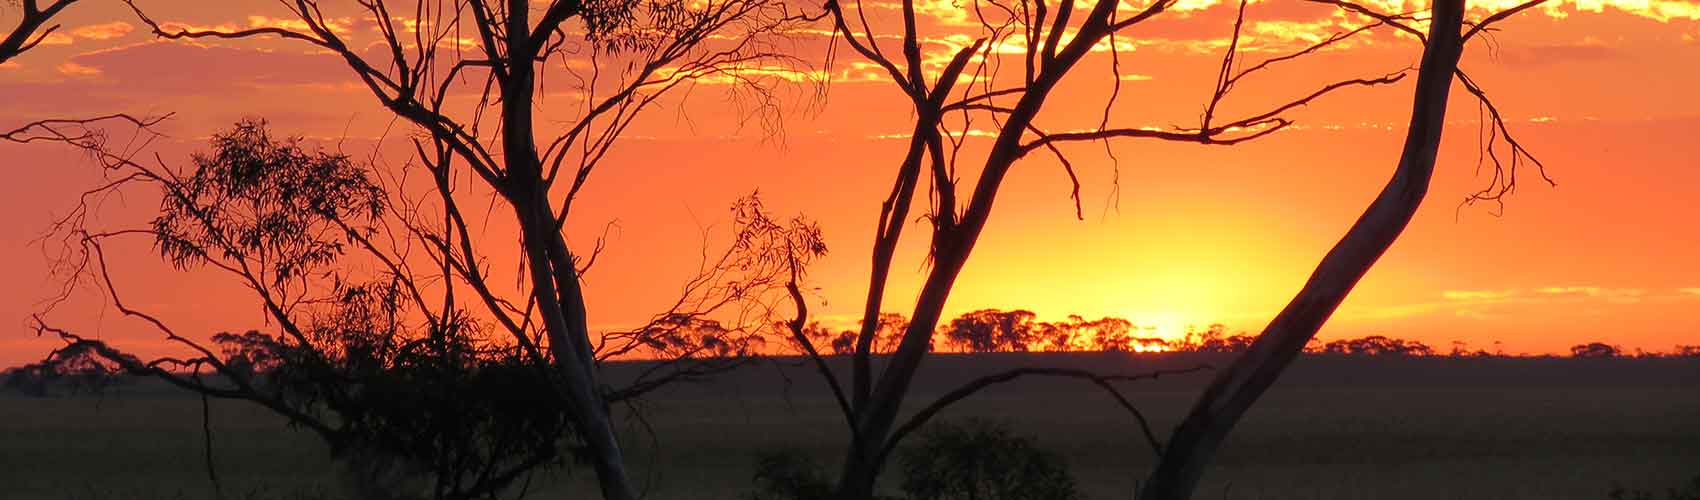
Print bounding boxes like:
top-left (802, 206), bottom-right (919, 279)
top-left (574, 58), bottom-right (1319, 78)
top-left (3, 353), bottom-right (1697, 500)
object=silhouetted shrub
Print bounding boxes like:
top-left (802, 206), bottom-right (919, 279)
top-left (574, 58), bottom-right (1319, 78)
top-left (897, 419), bottom-right (1079, 500)
top-left (1609, 474), bottom-right (1700, 500)
top-left (748, 449), bottom-right (834, 500)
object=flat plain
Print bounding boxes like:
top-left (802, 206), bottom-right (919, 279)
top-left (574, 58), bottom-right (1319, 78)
top-left (3, 353), bottom-right (1697, 500)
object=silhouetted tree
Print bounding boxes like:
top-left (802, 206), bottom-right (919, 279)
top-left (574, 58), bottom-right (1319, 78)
top-left (1, 341), bottom-right (133, 397)
top-left (1676, 345), bottom-right (1700, 358)
top-left (943, 309), bottom-right (1039, 353)
top-left (36, 0), bottom-right (827, 496)
top-left (1321, 335), bottom-right (1436, 357)
top-left (1183, 324), bottom-right (1256, 354)
top-left (1571, 342), bottom-right (1622, 358)
top-left (1033, 315), bottom-right (1138, 352)
top-left (1141, 0), bottom-right (1552, 498)
top-left (1, 0), bottom-right (78, 64)
top-left (1085, 318), bottom-right (1139, 353)
top-left (3, 2), bottom-right (169, 169)
top-left (781, 0), bottom-right (1422, 491)
top-left (31, 120), bottom-right (825, 500)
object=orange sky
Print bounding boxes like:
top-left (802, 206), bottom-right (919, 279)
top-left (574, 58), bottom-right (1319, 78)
top-left (3, 0), bottom-right (1699, 367)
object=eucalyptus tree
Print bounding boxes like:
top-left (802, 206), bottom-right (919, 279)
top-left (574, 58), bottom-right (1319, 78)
top-left (19, 0), bottom-right (826, 497)
top-left (1139, 0), bottom-right (1552, 497)
top-left (781, 0), bottom-right (1412, 494)
top-left (774, 0), bottom-right (1553, 496)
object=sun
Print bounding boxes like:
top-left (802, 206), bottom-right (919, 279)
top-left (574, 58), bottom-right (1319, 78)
top-left (1124, 310), bottom-right (1192, 349)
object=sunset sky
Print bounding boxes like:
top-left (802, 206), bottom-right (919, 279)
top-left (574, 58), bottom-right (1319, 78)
top-left (2, 0), bottom-right (1698, 367)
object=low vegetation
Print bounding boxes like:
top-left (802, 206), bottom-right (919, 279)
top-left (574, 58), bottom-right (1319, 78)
top-left (1610, 474), bottom-right (1700, 500)
top-left (750, 419), bottom-right (1078, 500)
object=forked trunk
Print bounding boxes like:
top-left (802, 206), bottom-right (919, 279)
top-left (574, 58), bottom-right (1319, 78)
top-left (513, 190), bottom-right (638, 500)
top-left (1136, 1), bottom-right (1467, 498)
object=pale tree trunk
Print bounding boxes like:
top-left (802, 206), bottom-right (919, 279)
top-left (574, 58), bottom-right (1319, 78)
top-left (1136, 0), bottom-right (1466, 498)
top-left (501, 4), bottom-right (636, 498)
top-left (513, 190), bottom-right (639, 500)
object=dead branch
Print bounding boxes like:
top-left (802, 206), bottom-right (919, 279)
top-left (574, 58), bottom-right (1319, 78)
top-left (879, 364), bottom-right (1214, 466)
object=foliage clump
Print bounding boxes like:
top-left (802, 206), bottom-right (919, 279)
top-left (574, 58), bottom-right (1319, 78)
top-left (896, 419), bottom-right (1080, 500)
top-left (1609, 474), bottom-right (1700, 500)
top-left (748, 449), bottom-right (836, 500)
top-left (1572, 342), bottom-right (1624, 358)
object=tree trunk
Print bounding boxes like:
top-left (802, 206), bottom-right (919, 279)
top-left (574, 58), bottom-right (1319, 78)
top-left (512, 191), bottom-right (639, 500)
top-left (831, 71), bottom-right (1068, 500)
top-left (1135, 1), bottom-right (1466, 498)
top-left (499, 4), bottom-right (637, 498)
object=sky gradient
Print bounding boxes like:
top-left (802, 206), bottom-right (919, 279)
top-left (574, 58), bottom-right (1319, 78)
top-left (3, 0), bottom-right (1699, 367)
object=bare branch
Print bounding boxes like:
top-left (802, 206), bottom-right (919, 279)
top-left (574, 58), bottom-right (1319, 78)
top-left (879, 365), bottom-right (1214, 466)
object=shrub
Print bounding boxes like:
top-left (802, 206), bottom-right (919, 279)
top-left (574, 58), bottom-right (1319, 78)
top-left (1609, 474), bottom-right (1700, 500)
top-left (896, 419), bottom-right (1079, 500)
top-left (749, 449), bottom-right (834, 500)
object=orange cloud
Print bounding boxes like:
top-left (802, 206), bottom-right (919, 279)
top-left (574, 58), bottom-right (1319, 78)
top-left (70, 22), bottom-right (135, 41)
top-left (39, 33), bottom-right (76, 46)
top-left (55, 62), bottom-right (102, 77)
top-left (1442, 289), bottom-right (1519, 301)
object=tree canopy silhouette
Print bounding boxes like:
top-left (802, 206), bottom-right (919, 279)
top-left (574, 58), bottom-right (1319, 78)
top-left (29, 118), bottom-right (826, 500)
top-left (23, 0), bottom-right (830, 496)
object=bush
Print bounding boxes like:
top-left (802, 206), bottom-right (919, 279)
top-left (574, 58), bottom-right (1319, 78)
top-left (896, 419), bottom-right (1079, 500)
top-left (1609, 474), bottom-right (1700, 500)
top-left (749, 449), bottom-right (834, 500)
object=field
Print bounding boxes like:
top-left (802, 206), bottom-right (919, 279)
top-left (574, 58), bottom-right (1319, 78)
top-left (3, 353), bottom-right (1698, 500)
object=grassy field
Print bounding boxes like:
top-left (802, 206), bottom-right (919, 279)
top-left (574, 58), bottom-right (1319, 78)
top-left (3, 353), bottom-right (1697, 500)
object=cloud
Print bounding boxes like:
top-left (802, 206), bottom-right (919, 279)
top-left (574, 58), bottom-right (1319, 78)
top-left (30, 22), bottom-right (136, 48)
top-left (1679, 287), bottom-right (1700, 295)
top-left (1354, 285), bottom-right (1664, 322)
top-left (62, 41), bottom-right (352, 92)
top-left (39, 33), bottom-right (76, 46)
top-left (1536, 286), bottom-right (1645, 297)
top-left (55, 62), bottom-right (102, 77)
top-left (70, 22), bottom-right (135, 41)
top-left (1442, 289), bottom-right (1518, 301)
top-left (1557, 0), bottom-right (1700, 22)
top-left (1535, 285), bottom-right (1645, 304)
top-left (1498, 37), bottom-right (1623, 67)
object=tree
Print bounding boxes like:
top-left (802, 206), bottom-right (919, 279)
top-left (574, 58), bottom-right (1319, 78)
top-left (1321, 335), bottom-right (1436, 356)
top-left (781, 0), bottom-right (1420, 493)
top-left (1, 0), bottom-right (78, 64)
top-left (1138, 0), bottom-right (1553, 498)
top-left (52, 0), bottom-right (824, 497)
top-left (942, 309), bottom-right (1039, 353)
top-left (1570, 342), bottom-right (1622, 358)
top-left (4, 1), bottom-right (168, 157)
top-left (29, 118), bottom-right (825, 500)
top-left (1184, 324), bottom-right (1255, 354)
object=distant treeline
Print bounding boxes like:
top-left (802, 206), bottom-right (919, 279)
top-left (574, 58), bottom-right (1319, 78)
top-left (7, 309), bottom-right (1699, 398)
top-left (800, 308), bottom-right (1700, 359)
